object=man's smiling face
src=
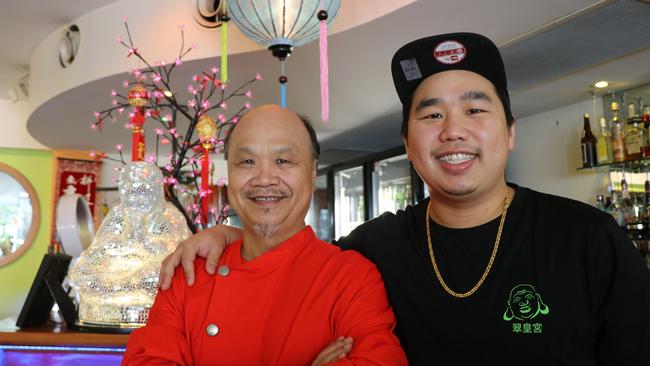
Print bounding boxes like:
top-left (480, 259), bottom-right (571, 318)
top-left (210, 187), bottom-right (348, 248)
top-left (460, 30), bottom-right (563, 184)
top-left (226, 105), bottom-right (316, 240)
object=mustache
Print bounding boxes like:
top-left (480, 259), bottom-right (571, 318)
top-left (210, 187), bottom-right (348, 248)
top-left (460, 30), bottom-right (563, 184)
top-left (244, 189), bottom-right (290, 198)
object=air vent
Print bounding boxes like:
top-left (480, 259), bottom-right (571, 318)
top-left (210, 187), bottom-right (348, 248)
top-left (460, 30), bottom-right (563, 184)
top-left (58, 25), bottom-right (80, 68)
top-left (192, 0), bottom-right (227, 29)
top-left (501, 0), bottom-right (650, 92)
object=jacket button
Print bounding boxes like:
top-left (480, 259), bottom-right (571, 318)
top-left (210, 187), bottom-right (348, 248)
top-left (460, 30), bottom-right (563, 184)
top-left (206, 323), bottom-right (219, 336)
top-left (217, 265), bottom-right (230, 277)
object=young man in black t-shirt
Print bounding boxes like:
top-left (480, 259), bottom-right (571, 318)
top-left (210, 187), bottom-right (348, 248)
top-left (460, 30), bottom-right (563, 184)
top-left (159, 32), bottom-right (650, 365)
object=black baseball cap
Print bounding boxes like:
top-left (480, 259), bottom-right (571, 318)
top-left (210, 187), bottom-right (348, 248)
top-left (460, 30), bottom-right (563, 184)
top-left (392, 32), bottom-right (508, 104)
top-left (391, 32), bottom-right (513, 134)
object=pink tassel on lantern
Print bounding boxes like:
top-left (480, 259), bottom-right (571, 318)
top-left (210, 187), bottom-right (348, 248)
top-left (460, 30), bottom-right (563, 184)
top-left (318, 2), bottom-right (330, 122)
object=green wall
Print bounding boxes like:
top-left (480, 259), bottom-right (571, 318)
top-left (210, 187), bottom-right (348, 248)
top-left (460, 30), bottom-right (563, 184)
top-left (0, 148), bottom-right (53, 320)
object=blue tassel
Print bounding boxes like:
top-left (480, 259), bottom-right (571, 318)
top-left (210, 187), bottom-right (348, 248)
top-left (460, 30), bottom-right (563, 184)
top-left (281, 83), bottom-right (287, 108)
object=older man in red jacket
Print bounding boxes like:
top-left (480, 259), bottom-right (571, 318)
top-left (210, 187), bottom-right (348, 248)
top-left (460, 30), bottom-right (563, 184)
top-left (122, 105), bottom-right (407, 366)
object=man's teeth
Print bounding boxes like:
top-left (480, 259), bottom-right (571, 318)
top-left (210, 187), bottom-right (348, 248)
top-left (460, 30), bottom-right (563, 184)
top-left (253, 197), bottom-right (281, 201)
top-left (439, 153), bottom-right (476, 165)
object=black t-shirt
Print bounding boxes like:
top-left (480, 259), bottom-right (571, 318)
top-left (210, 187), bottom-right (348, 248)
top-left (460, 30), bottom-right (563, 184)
top-left (335, 184), bottom-right (650, 365)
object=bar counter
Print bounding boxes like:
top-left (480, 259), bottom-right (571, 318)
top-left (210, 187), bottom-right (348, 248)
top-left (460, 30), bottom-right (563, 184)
top-left (0, 321), bottom-right (128, 366)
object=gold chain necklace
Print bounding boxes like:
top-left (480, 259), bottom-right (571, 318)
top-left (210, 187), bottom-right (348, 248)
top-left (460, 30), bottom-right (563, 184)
top-left (425, 190), bottom-right (510, 298)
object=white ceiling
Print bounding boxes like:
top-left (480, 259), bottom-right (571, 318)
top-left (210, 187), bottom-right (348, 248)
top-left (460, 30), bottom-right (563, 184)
top-left (0, 0), bottom-right (119, 100)
top-left (6, 0), bottom-right (650, 165)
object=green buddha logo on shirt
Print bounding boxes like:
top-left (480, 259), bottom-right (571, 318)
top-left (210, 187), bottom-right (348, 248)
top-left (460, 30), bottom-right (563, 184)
top-left (503, 284), bottom-right (549, 334)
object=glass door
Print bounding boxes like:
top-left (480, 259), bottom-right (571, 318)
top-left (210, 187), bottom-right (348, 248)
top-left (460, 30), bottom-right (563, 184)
top-left (371, 154), bottom-right (412, 218)
top-left (306, 174), bottom-right (333, 241)
top-left (334, 166), bottom-right (365, 238)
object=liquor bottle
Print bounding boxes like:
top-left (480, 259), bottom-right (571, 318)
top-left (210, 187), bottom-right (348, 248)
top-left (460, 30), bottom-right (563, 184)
top-left (620, 178), bottom-right (643, 224)
top-left (596, 194), bottom-right (607, 211)
top-left (596, 117), bottom-right (612, 164)
top-left (643, 105), bottom-right (650, 127)
top-left (580, 114), bottom-right (598, 167)
top-left (644, 175), bottom-right (650, 223)
top-left (610, 102), bottom-right (627, 162)
top-left (606, 184), bottom-right (625, 226)
top-left (624, 102), bottom-right (647, 160)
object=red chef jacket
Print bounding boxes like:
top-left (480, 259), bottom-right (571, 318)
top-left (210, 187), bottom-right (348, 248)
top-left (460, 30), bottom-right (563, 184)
top-left (122, 226), bottom-right (406, 365)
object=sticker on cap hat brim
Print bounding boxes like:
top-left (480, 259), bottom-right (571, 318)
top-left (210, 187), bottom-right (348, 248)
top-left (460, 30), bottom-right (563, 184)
top-left (434, 40), bottom-right (466, 65)
top-left (400, 58), bottom-right (422, 81)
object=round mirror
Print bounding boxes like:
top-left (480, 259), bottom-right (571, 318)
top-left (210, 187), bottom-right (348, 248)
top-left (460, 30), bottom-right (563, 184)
top-left (0, 162), bottom-right (40, 267)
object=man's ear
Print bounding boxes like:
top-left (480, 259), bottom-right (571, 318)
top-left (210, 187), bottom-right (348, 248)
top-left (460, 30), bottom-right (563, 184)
top-left (403, 136), bottom-right (412, 161)
top-left (508, 118), bottom-right (516, 151)
top-left (312, 159), bottom-right (318, 192)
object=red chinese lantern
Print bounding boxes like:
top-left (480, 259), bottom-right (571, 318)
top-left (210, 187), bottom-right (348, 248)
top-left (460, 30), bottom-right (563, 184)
top-left (196, 114), bottom-right (218, 224)
top-left (128, 85), bottom-right (149, 161)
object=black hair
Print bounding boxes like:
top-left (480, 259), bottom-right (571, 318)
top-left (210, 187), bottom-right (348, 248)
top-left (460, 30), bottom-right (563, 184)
top-left (223, 113), bottom-right (320, 161)
top-left (400, 85), bottom-right (515, 139)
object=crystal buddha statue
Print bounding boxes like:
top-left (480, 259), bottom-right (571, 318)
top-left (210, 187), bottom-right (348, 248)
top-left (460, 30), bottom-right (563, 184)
top-left (68, 161), bottom-right (190, 327)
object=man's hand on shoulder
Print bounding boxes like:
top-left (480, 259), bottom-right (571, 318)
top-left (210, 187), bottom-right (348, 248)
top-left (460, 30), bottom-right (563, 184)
top-left (311, 336), bottom-right (353, 366)
top-left (158, 225), bottom-right (243, 290)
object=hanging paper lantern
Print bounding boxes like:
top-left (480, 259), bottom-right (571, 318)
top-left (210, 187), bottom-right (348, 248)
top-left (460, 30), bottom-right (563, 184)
top-left (128, 84), bottom-right (149, 107)
top-left (227, 0), bottom-right (340, 119)
top-left (196, 114), bottom-right (217, 224)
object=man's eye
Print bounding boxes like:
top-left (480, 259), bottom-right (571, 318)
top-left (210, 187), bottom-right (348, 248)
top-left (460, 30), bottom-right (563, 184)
top-left (467, 108), bottom-right (485, 114)
top-left (420, 113), bottom-right (443, 120)
top-left (276, 158), bottom-right (289, 164)
top-left (238, 159), bottom-right (254, 165)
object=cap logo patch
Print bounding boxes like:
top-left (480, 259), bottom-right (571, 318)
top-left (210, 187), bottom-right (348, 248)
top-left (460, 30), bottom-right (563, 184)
top-left (434, 40), bottom-right (466, 65)
top-left (400, 58), bottom-right (423, 81)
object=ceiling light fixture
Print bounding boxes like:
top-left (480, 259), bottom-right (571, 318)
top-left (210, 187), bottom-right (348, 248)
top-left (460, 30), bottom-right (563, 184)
top-left (58, 25), bottom-right (80, 68)
top-left (594, 81), bottom-right (609, 88)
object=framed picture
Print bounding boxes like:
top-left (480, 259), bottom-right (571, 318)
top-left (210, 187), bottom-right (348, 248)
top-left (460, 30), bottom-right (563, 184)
top-left (16, 253), bottom-right (75, 328)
